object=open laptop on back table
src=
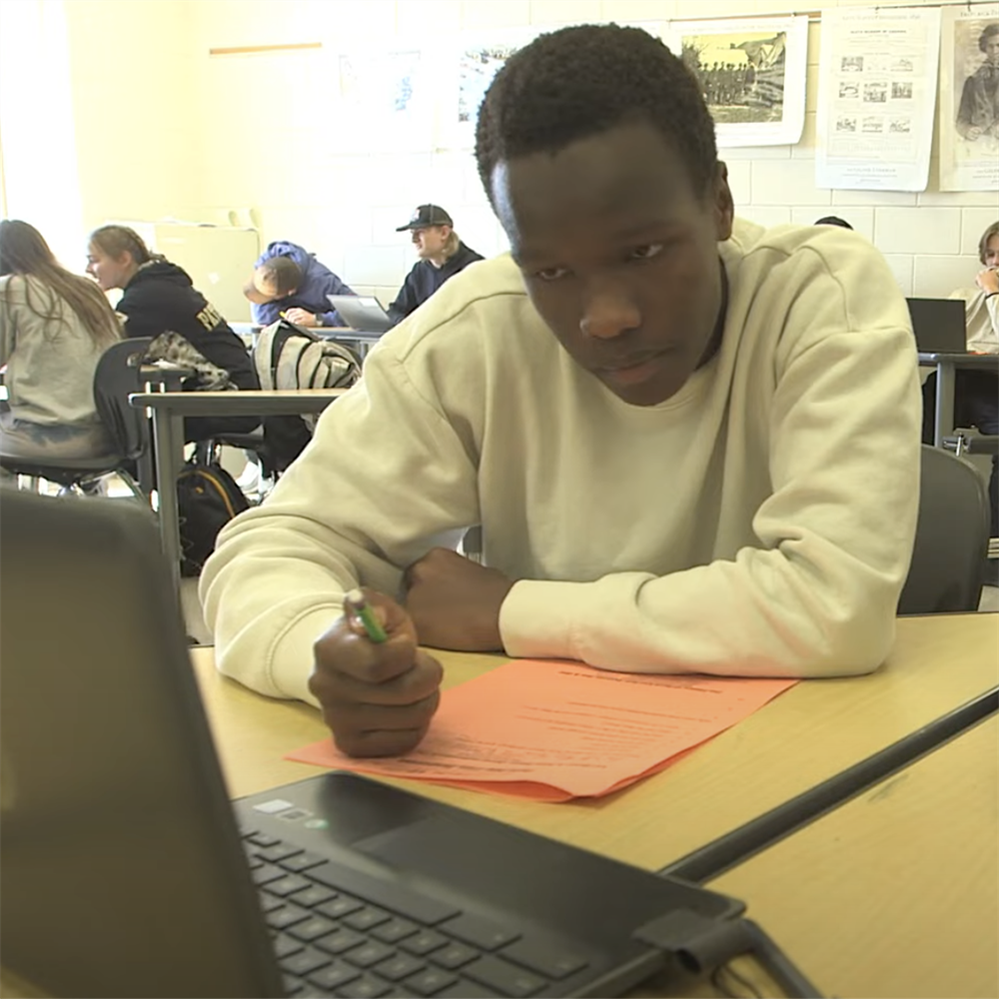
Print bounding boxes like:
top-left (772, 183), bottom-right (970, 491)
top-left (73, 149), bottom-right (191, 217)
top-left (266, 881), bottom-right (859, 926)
top-left (0, 490), bottom-right (817, 999)
top-left (328, 295), bottom-right (393, 335)
top-left (905, 297), bottom-right (968, 355)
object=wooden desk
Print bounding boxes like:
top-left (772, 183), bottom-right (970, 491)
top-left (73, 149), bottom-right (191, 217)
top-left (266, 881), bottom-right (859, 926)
top-left (917, 352), bottom-right (999, 447)
top-left (191, 613), bottom-right (998, 877)
top-left (3, 616), bottom-right (994, 999)
top-left (129, 389), bottom-right (346, 586)
top-left (708, 714), bottom-right (999, 999)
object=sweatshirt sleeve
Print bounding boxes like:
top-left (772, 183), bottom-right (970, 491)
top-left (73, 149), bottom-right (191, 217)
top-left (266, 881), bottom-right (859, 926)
top-left (388, 268), bottom-right (420, 327)
top-left (115, 286), bottom-right (165, 340)
top-left (500, 253), bottom-right (923, 680)
top-left (0, 277), bottom-right (12, 365)
top-left (199, 342), bottom-right (479, 702)
top-left (251, 299), bottom-right (282, 326)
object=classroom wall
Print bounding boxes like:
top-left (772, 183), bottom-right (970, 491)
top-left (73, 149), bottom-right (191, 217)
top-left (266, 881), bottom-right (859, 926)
top-left (41, 0), bottom-right (999, 304)
top-left (63, 0), bottom-right (202, 237)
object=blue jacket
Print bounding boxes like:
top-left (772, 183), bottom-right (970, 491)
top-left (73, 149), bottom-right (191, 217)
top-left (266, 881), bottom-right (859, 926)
top-left (251, 241), bottom-right (354, 327)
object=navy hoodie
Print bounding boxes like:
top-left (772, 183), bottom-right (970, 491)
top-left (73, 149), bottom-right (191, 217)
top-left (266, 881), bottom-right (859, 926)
top-left (116, 260), bottom-right (258, 391)
top-left (388, 242), bottom-right (484, 327)
top-left (251, 241), bottom-right (354, 327)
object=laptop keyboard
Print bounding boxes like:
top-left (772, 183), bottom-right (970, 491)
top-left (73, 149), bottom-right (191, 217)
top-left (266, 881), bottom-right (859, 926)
top-left (242, 828), bottom-right (590, 999)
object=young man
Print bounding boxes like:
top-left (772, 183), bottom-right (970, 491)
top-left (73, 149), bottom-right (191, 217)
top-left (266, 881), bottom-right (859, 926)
top-left (243, 240), bottom-right (354, 328)
top-left (388, 204), bottom-right (483, 326)
top-left (203, 25), bottom-right (921, 759)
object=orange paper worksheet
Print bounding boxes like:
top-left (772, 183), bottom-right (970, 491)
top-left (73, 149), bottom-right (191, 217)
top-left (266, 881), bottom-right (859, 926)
top-left (287, 660), bottom-right (797, 802)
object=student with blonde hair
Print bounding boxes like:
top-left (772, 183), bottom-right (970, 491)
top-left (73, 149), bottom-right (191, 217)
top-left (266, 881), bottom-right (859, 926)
top-left (86, 225), bottom-right (260, 442)
top-left (0, 220), bottom-right (121, 462)
top-left (388, 204), bottom-right (483, 326)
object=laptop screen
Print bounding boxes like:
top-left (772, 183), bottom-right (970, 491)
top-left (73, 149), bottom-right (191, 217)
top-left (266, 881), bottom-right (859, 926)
top-left (0, 490), bottom-right (282, 998)
top-left (905, 297), bottom-right (967, 354)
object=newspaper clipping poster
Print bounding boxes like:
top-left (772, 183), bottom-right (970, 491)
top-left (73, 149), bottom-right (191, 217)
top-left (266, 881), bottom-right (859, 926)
top-left (816, 6), bottom-right (940, 191)
top-left (939, 4), bottom-right (999, 191)
top-left (665, 16), bottom-right (808, 147)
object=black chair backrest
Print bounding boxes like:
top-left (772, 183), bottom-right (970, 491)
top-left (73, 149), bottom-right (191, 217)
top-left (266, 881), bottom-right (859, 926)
top-left (93, 338), bottom-right (152, 462)
top-left (898, 445), bottom-right (990, 614)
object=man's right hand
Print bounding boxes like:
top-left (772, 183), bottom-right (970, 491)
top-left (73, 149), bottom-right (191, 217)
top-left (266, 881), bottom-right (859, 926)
top-left (309, 589), bottom-right (443, 758)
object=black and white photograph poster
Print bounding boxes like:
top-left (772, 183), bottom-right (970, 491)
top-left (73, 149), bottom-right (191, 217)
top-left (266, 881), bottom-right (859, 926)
top-left (665, 16), bottom-right (807, 147)
top-left (940, 3), bottom-right (999, 192)
top-left (817, 5), bottom-right (940, 191)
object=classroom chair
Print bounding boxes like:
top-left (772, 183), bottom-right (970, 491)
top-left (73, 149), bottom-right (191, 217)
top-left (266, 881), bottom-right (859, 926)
top-left (897, 444), bottom-right (990, 614)
top-left (0, 338), bottom-right (152, 501)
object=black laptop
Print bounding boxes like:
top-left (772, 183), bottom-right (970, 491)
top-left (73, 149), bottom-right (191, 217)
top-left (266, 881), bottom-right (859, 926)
top-left (905, 297), bottom-right (967, 354)
top-left (0, 490), bottom-right (746, 999)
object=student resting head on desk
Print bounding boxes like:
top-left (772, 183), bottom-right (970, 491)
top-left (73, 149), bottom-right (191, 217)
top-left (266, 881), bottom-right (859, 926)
top-left (387, 204), bottom-right (484, 327)
top-left (201, 24), bottom-right (922, 759)
top-left (921, 219), bottom-right (999, 534)
top-left (243, 240), bottom-right (355, 329)
top-left (86, 225), bottom-right (260, 443)
top-left (0, 220), bottom-right (122, 463)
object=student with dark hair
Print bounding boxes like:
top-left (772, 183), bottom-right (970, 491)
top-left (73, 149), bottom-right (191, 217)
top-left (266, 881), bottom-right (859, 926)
top-left (87, 225), bottom-right (259, 442)
top-left (388, 205), bottom-right (483, 326)
top-left (202, 25), bottom-right (921, 758)
top-left (243, 241), bottom-right (354, 328)
top-left (1, 220), bottom-right (121, 461)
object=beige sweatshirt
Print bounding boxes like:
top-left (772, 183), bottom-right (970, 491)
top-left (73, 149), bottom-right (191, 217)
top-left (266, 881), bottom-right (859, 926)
top-left (950, 285), bottom-right (999, 354)
top-left (0, 274), bottom-right (106, 426)
top-left (201, 219), bottom-right (922, 705)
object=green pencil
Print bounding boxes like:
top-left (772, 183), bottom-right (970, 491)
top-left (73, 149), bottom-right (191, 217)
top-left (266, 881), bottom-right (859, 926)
top-left (343, 588), bottom-right (388, 643)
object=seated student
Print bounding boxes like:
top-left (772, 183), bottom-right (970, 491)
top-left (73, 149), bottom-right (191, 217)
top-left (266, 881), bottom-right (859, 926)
top-left (86, 225), bottom-right (260, 443)
top-left (388, 204), bottom-right (484, 326)
top-left (921, 219), bottom-right (999, 534)
top-left (0, 220), bottom-right (122, 462)
top-left (244, 241), bottom-right (354, 328)
top-left (201, 25), bottom-right (921, 759)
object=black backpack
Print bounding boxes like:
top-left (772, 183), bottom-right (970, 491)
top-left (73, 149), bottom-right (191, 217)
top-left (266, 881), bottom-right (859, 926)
top-left (176, 460), bottom-right (250, 577)
top-left (252, 319), bottom-right (361, 475)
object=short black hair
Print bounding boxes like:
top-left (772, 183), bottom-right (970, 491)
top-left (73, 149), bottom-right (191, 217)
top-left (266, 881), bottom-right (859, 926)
top-left (475, 24), bottom-right (718, 204)
top-left (815, 216), bottom-right (854, 230)
top-left (979, 23), bottom-right (999, 52)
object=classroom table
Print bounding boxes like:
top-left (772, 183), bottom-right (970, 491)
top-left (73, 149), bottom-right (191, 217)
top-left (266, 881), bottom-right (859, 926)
top-left (192, 612), bottom-right (998, 878)
top-left (129, 388), bottom-right (347, 585)
top-left (2, 614), bottom-right (995, 999)
top-left (917, 351), bottom-right (999, 447)
top-left (707, 714), bottom-right (998, 999)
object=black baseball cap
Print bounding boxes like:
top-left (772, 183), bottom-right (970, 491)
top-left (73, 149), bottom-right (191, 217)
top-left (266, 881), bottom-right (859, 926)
top-left (395, 204), bottom-right (453, 231)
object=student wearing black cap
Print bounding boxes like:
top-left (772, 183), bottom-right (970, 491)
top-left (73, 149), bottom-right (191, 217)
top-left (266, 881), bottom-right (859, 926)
top-left (387, 204), bottom-right (483, 326)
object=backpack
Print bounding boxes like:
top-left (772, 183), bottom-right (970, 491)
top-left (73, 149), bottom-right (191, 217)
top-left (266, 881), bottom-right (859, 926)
top-left (177, 460), bottom-right (250, 577)
top-left (252, 319), bottom-right (361, 475)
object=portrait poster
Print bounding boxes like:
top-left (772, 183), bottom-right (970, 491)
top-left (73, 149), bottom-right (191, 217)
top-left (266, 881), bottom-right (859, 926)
top-left (336, 49), bottom-right (434, 153)
top-left (816, 5), bottom-right (941, 191)
top-left (664, 15), bottom-right (808, 147)
top-left (441, 29), bottom-right (540, 149)
top-left (939, 4), bottom-right (999, 192)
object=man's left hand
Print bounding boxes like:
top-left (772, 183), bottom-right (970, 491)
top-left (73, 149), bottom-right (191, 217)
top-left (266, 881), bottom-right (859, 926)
top-left (284, 308), bottom-right (319, 326)
top-left (403, 548), bottom-right (514, 651)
